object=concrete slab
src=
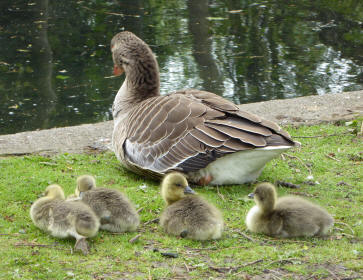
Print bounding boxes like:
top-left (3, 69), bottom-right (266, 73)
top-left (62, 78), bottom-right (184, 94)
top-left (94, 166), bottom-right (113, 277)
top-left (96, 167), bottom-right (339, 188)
top-left (0, 91), bottom-right (362, 156)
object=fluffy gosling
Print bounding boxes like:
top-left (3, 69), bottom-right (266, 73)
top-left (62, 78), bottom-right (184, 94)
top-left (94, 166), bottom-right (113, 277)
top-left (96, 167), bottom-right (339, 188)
top-left (75, 175), bottom-right (139, 233)
top-left (30, 184), bottom-right (99, 255)
top-left (160, 172), bottom-right (224, 240)
top-left (246, 182), bottom-right (334, 237)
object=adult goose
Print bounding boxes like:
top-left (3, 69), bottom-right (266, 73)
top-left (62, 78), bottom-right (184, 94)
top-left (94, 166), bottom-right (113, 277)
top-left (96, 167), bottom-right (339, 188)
top-left (111, 31), bottom-right (297, 185)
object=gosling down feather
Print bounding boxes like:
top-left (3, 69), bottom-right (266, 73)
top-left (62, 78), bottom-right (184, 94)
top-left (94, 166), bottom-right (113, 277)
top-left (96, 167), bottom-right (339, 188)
top-left (75, 175), bottom-right (140, 233)
top-left (30, 184), bottom-right (99, 255)
top-left (110, 31), bottom-right (297, 185)
top-left (160, 172), bottom-right (224, 240)
top-left (246, 183), bottom-right (334, 237)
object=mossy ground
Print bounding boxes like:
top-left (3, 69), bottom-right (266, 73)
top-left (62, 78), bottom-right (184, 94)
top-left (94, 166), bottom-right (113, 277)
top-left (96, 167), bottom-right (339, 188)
top-left (0, 124), bottom-right (362, 279)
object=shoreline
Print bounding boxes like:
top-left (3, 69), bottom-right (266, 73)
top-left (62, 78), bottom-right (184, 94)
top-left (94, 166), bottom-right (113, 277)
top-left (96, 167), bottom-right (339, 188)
top-left (0, 90), bottom-right (362, 156)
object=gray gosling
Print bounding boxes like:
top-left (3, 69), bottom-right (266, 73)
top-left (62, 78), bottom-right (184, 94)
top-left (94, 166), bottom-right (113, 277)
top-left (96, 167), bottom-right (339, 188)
top-left (30, 184), bottom-right (99, 255)
top-left (160, 172), bottom-right (224, 240)
top-left (246, 183), bottom-right (334, 237)
top-left (75, 175), bottom-right (139, 233)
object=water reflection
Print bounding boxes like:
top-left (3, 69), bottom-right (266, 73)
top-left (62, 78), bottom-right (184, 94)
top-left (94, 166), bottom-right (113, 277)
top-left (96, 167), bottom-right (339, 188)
top-left (0, 0), bottom-right (362, 135)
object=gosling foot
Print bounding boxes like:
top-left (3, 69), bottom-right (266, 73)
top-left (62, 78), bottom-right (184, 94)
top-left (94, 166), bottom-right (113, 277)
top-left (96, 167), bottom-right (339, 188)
top-left (180, 230), bottom-right (188, 238)
top-left (74, 237), bottom-right (90, 255)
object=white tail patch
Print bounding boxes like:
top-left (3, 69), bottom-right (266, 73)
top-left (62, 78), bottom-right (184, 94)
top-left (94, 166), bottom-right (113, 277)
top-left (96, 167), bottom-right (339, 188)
top-left (189, 146), bottom-right (291, 185)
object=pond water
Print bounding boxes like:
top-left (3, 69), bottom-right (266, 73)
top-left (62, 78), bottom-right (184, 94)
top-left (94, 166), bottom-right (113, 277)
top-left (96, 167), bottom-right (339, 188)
top-left (1, 0), bottom-right (362, 135)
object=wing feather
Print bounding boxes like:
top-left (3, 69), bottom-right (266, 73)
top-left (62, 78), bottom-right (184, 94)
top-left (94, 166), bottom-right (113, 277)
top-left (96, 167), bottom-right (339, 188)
top-left (118, 90), bottom-right (295, 174)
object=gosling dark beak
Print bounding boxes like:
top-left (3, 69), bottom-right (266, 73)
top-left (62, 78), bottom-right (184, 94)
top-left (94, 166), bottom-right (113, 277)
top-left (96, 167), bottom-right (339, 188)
top-left (184, 185), bottom-right (195, 194)
top-left (248, 193), bottom-right (254, 199)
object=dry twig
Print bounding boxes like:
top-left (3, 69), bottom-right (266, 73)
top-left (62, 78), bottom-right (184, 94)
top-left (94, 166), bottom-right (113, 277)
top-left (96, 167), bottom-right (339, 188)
top-left (268, 258), bottom-right (300, 266)
top-left (334, 222), bottom-right (355, 235)
top-left (325, 154), bottom-right (341, 162)
top-left (129, 234), bottom-right (141, 243)
top-left (292, 133), bottom-right (349, 138)
top-left (283, 153), bottom-right (312, 175)
top-left (143, 218), bottom-right (159, 225)
top-left (211, 259), bottom-right (264, 274)
top-left (184, 262), bottom-right (190, 272)
top-left (276, 181), bottom-right (300, 189)
top-left (236, 230), bottom-right (256, 243)
top-left (216, 186), bottom-right (226, 201)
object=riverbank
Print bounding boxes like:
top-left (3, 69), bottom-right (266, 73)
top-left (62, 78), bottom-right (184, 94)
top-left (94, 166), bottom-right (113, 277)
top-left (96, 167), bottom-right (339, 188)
top-left (0, 123), bottom-right (361, 279)
top-left (0, 90), bottom-right (362, 156)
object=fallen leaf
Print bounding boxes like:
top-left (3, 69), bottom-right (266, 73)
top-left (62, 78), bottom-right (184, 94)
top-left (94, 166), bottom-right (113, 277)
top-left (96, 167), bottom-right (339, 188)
top-left (56, 75), bottom-right (70, 80)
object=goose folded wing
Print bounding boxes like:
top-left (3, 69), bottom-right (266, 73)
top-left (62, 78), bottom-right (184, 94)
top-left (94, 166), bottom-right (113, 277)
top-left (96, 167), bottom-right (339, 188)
top-left (123, 91), bottom-right (294, 173)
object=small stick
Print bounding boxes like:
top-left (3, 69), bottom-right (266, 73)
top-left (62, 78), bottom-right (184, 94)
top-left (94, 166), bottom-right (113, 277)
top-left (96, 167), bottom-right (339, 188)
top-left (325, 268), bottom-right (339, 280)
top-left (184, 262), bottom-right (190, 272)
top-left (13, 242), bottom-right (67, 251)
top-left (143, 218), bottom-right (159, 225)
top-left (185, 246), bottom-right (217, 251)
top-left (216, 186), bottom-right (226, 202)
top-left (334, 221), bottom-right (355, 235)
top-left (325, 154), bottom-right (341, 162)
top-left (136, 207), bottom-right (144, 213)
top-left (270, 273), bottom-right (283, 280)
top-left (283, 153), bottom-right (312, 175)
top-left (39, 162), bottom-right (58, 166)
top-left (276, 181), bottom-right (300, 189)
top-left (293, 133), bottom-right (349, 138)
top-left (268, 258), bottom-right (300, 266)
top-left (341, 233), bottom-right (355, 238)
top-left (237, 231), bottom-right (256, 243)
top-left (241, 259), bottom-right (263, 267)
top-left (212, 259), bottom-right (264, 274)
top-left (129, 234), bottom-right (141, 243)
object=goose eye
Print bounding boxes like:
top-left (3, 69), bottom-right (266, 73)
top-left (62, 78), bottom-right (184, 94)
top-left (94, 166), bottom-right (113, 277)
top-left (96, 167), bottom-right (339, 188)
top-left (175, 183), bottom-right (182, 187)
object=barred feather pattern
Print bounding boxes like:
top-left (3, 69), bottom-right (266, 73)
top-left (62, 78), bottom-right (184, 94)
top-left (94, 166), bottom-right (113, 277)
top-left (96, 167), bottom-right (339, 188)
top-left (110, 31), bottom-right (295, 182)
top-left (113, 89), bottom-right (294, 176)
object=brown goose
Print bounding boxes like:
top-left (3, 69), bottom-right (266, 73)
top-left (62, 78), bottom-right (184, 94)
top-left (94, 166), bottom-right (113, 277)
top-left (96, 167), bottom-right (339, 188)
top-left (111, 31), bottom-right (297, 185)
top-left (245, 183), bottom-right (334, 237)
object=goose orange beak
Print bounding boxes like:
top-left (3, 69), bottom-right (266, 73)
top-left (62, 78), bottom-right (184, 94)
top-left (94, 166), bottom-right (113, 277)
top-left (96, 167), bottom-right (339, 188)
top-left (113, 65), bottom-right (124, 76)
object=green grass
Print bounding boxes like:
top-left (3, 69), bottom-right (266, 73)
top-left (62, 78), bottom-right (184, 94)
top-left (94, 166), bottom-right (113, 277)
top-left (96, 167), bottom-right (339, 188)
top-left (0, 124), bottom-right (362, 279)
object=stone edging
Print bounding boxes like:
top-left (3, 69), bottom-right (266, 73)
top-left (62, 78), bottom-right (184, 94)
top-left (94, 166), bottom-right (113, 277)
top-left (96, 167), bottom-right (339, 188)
top-left (0, 91), bottom-right (362, 156)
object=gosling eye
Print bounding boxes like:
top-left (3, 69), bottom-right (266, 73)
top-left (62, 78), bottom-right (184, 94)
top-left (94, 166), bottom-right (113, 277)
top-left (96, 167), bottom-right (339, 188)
top-left (175, 183), bottom-right (182, 187)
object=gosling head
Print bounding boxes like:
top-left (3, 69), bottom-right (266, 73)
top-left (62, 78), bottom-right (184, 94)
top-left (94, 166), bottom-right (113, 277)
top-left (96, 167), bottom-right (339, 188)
top-left (161, 172), bottom-right (195, 205)
top-left (44, 184), bottom-right (65, 200)
top-left (249, 183), bottom-right (277, 213)
top-left (76, 175), bottom-right (96, 198)
top-left (110, 31), bottom-right (153, 76)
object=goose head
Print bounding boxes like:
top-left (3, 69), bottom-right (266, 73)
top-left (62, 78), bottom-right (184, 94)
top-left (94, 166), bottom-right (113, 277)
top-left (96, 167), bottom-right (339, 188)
top-left (76, 175), bottom-right (96, 198)
top-left (44, 184), bottom-right (65, 200)
top-left (110, 31), bottom-right (160, 105)
top-left (161, 172), bottom-right (195, 205)
top-left (249, 183), bottom-right (277, 213)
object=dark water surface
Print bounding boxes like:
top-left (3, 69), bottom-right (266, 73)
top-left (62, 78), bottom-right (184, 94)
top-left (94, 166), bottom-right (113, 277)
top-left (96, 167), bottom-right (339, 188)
top-left (1, 0), bottom-right (362, 135)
